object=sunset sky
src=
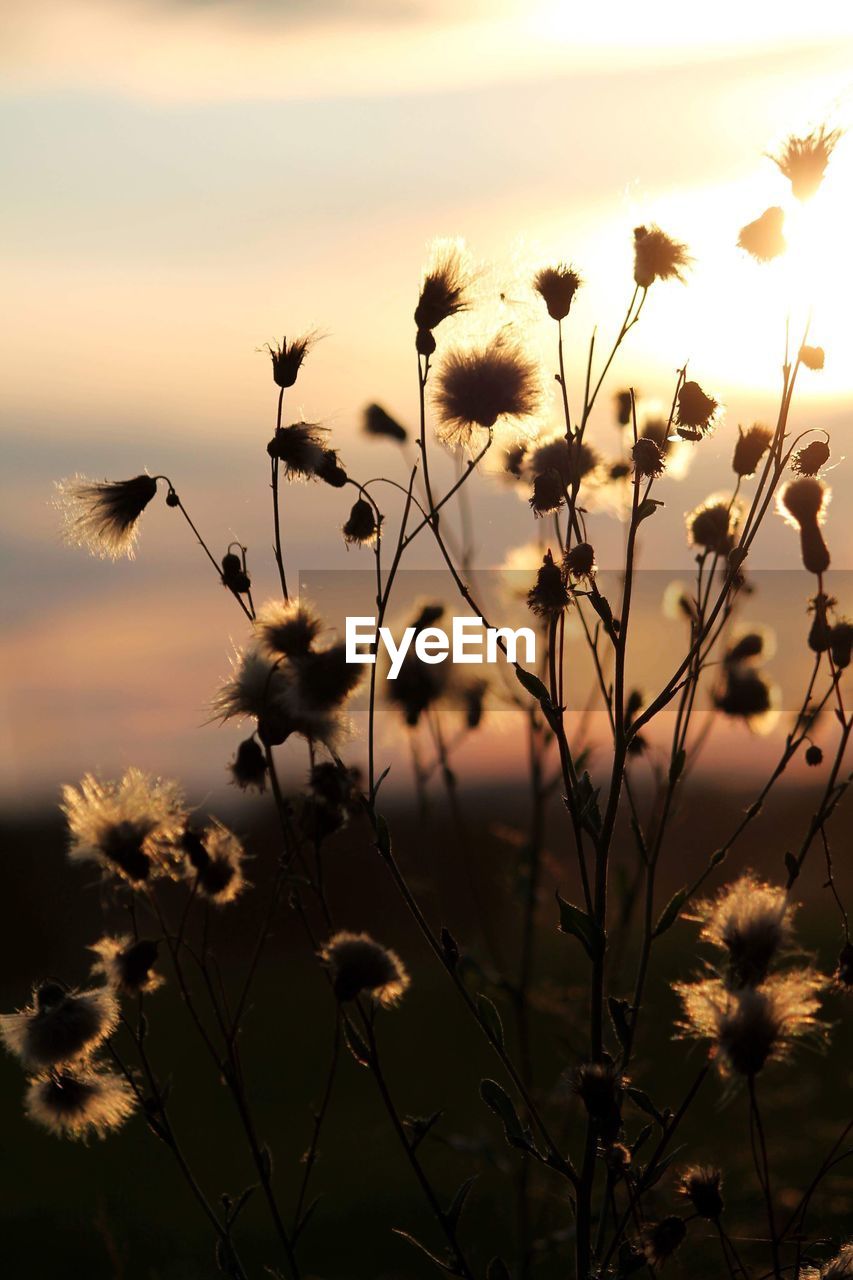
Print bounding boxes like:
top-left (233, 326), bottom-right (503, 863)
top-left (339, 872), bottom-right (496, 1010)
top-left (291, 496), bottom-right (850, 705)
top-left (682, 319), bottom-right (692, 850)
top-left (2, 3), bottom-right (852, 803)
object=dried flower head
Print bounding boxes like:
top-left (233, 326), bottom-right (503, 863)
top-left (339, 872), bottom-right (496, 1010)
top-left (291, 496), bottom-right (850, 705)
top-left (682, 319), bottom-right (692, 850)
top-left (714, 667), bottom-right (776, 722)
top-left (778, 478), bottom-right (831, 575)
top-left (315, 448), bottom-right (348, 488)
top-left (90, 936), bottom-right (163, 995)
top-left (220, 551), bottom-right (251, 595)
top-left (772, 126), bottom-right (842, 200)
top-left (792, 440), bottom-right (831, 476)
top-left (363, 403), bottom-right (408, 442)
top-left (724, 628), bottom-right (772, 665)
top-left (415, 240), bottom-right (470, 335)
top-left (615, 389), bottom-right (634, 427)
top-left (830, 620), bottom-right (853, 670)
top-left (434, 337), bottom-right (541, 445)
top-left (302, 760), bottom-right (363, 842)
top-left (678, 1167), bottom-right (724, 1220)
top-left (676, 381), bottom-right (719, 439)
top-left (1, 983), bottom-right (119, 1071)
top-left (183, 821), bottom-right (246, 904)
top-left (573, 1062), bottom-right (625, 1137)
top-left (527, 549), bottom-right (570, 617)
top-left (266, 422), bottom-right (329, 480)
top-left (676, 970), bottom-right (825, 1076)
top-left (343, 498), bottom-right (379, 546)
top-left (808, 593), bottom-right (834, 653)
top-left (532, 263), bottom-right (582, 321)
top-left (61, 769), bottom-right (187, 884)
top-left (229, 737), bottom-right (268, 792)
top-left (319, 931), bottom-right (409, 1007)
top-left (738, 206), bottom-right (786, 261)
top-left (642, 1216), bottom-right (687, 1266)
top-left (632, 436), bottom-right (665, 478)
top-left (291, 643), bottom-right (363, 713)
top-left (633, 225), bottom-right (690, 288)
top-left (800, 345), bottom-right (825, 371)
top-left (266, 333), bottom-right (314, 389)
top-left (691, 874), bottom-right (793, 987)
top-left (733, 425), bottom-right (773, 477)
top-left (255, 599), bottom-right (322, 659)
top-left (806, 744), bottom-right (824, 767)
top-left (25, 1066), bottom-right (136, 1141)
top-left (212, 645), bottom-right (292, 734)
top-left (565, 541), bottom-right (596, 583)
top-left (55, 475), bottom-right (159, 560)
top-left (687, 497), bottom-right (740, 556)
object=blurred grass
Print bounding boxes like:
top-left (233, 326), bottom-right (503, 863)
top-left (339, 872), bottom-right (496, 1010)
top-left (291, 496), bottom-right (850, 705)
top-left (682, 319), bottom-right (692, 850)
top-left (1, 777), bottom-right (851, 1278)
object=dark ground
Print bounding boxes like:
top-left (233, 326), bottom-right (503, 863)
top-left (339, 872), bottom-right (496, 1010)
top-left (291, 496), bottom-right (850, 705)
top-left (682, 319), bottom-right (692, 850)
top-left (1, 776), bottom-right (851, 1279)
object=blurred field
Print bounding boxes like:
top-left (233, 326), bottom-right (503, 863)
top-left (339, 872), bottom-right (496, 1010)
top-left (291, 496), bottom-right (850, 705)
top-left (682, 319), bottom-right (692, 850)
top-left (2, 777), bottom-right (851, 1279)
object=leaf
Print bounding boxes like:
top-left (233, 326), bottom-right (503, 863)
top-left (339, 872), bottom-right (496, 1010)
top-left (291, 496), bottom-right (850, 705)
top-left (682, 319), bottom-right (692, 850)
top-left (293, 1195), bottom-right (321, 1244)
top-left (343, 1018), bottom-right (371, 1068)
top-left (479, 1078), bottom-right (532, 1152)
top-left (514, 664), bottom-right (551, 704)
top-left (404, 1109), bottom-right (444, 1151)
top-left (445, 1174), bottom-right (478, 1229)
top-left (225, 1184), bottom-right (257, 1226)
top-left (440, 926), bottom-right (460, 971)
top-left (652, 886), bottom-right (689, 937)
top-left (487, 1261), bottom-right (512, 1280)
top-left (556, 890), bottom-right (601, 959)
top-left (589, 591), bottom-right (614, 634)
top-left (476, 994), bottom-right (505, 1050)
top-left (392, 1228), bottom-right (454, 1273)
top-left (573, 772), bottom-right (602, 834)
top-left (373, 765), bottom-right (391, 796)
top-left (608, 996), bottom-right (631, 1051)
top-left (637, 497), bottom-right (664, 524)
top-left (630, 1122), bottom-right (654, 1157)
top-left (626, 1085), bottom-right (665, 1127)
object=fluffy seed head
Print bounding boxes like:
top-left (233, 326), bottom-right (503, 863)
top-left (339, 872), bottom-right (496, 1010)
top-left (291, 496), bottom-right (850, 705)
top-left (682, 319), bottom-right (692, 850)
top-left (363, 403), bottom-right (407, 442)
top-left (266, 422), bottom-right (329, 479)
top-left (414, 240), bottom-right (470, 332)
top-left (632, 436), bottom-right (665, 478)
top-left (633, 225), bottom-right (690, 288)
top-left (691, 874), bottom-right (793, 987)
top-left (792, 441), bottom-right (831, 476)
top-left (255, 599), bottom-right (322, 659)
top-left (532, 263), bottom-right (582, 321)
top-left (738, 206), bottom-right (786, 261)
top-left (732, 425), bottom-right (773, 477)
top-left (183, 821), bottom-right (247, 904)
top-left (714, 667), bottom-right (776, 722)
top-left (434, 337), bottom-right (541, 445)
top-left (90, 936), bottom-right (163, 995)
top-left (772, 126), bottom-right (842, 200)
top-left (527, 549), bottom-right (569, 617)
top-left (1, 985), bottom-right (119, 1071)
top-left (266, 333), bottom-right (314, 388)
top-left (642, 1217), bottom-right (687, 1266)
top-left (565, 541), bottom-right (596, 582)
top-left (25, 1067), bottom-right (136, 1142)
top-left (229, 737), bottom-right (268, 792)
top-left (55, 475), bottom-right (159, 560)
top-left (343, 498), bottom-right (379, 546)
top-left (319, 931), bottom-right (409, 1007)
top-left (676, 381), bottom-right (719, 438)
top-left (61, 769), bottom-right (187, 884)
top-left (678, 1167), bottom-right (724, 1220)
top-left (779, 477), bottom-right (829, 528)
top-left (687, 497), bottom-right (740, 556)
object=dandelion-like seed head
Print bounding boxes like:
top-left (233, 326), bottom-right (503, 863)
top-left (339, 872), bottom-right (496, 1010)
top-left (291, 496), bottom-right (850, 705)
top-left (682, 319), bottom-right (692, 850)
top-left (255, 599), bottom-right (322, 659)
top-left (529, 470), bottom-right (565, 516)
top-left (343, 498), bottom-right (379, 546)
top-left (532, 263), bottom-right (582, 321)
top-left (55, 475), bottom-right (159, 560)
top-left (90, 936), bottom-right (163, 995)
top-left (183, 821), bottom-right (247, 904)
top-left (633, 225), bottom-right (691, 288)
top-left (434, 337), bottom-right (541, 446)
top-left (691, 873), bottom-right (793, 987)
top-left (771, 126), bottom-right (842, 201)
top-left (1, 985), bottom-right (119, 1071)
top-left (363, 403), bottom-right (408, 442)
top-left (319, 930), bottom-right (410, 1007)
top-left (737, 206), bottom-right (786, 262)
top-left (266, 333), bottom-right (314, 389)
top-left (676, 381), bottom-right (719, 439)
top-left (25, 1067), bottom-right (136, 1142)
top-left (229, 737), bottom-right (268, 792)
top-left (414, 240), bottom-right (470, 333)
top-left (61, 769), bottom-right (187, 884)
top-left (632, 437), bottom-right (665, 478)
top-left (266, 422), bottom-right (329, 480)
top-left (527, 549), bottom-right (570, 617)
top-left (714, 666), bottom-right (777, 726)
top-left (732, 425), bottom-right (773, 477)
top-left (687, 496), bottom-right (741, 556)
top-left (565, 541), bottom-right (596, 583)
top-left (779, 477), bottom-right (829, 529)
top-left (678, 1166), bottom-right (724, 1220)
top-left (792, 441), bottom-right (831, 477)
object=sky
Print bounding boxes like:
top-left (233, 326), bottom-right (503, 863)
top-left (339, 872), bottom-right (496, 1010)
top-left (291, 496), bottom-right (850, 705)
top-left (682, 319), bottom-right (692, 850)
top-left (2, 2), bottom-right (852, 804)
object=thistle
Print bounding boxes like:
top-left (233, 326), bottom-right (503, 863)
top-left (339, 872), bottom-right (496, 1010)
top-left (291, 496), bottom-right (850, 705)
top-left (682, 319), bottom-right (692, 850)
top-left (434, 337), bottom-right (541, 445)
top-left (532, 263), bottom-right (582, 321)
top-left (61, 769), bottom-right (187, 884)
top-left (633, 224), bottom-right (690, 288)
top-left (319, 931), bottom-right (410, 1007)
top-left (25, 1067), bottom-right (136, 1141)
top-left (771, 126), bottom-right (842, 200)
top-left (56, 475), bottom-right (159, 560)
top-left (0, 983), bottom-right (119, 1071)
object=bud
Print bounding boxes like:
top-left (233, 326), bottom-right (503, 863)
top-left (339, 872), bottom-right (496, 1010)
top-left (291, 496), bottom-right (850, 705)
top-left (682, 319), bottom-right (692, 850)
top-left (565, 541), bottom-right (596, 582)
top-left (805, 744), bottom-right (823, 767)
top-left (343, 498), bottom-right (379, 546)
top-left (529, 470), bottom-right (565, 516)
top-left (527, 550), bottom-right (570, 617)
top-left (229, 737), bottom-right (268, 792)
top-left (221, 552), bottom-right (251, 595)
top-left (829, 620), bottom-right (852, 669)
top-left (632, 436), bottom-right (665, 478)
top-left (792, 440), bottom-right (830, 476)
top-left (676, 381), bottom-right (718, 439)
top-left (732, 424), bottom-right (772, 477)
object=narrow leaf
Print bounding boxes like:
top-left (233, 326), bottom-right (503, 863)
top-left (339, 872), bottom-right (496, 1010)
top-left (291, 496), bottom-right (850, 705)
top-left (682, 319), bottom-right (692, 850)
top-left (446, 1174), bottom-right (478, 1229)
top-left (652, 886), bottom-right (688, 937)
top-left (476, 994), bottom-right (505, 1050)
top-left (556, 890), bottom-right (600, 959)
top-left (480, 1078), bottom-right (532, 1152)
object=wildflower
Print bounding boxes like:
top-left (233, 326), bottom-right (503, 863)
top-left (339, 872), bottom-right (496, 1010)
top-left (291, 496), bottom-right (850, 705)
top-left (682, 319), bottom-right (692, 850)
top-left (255, 599), bottom-right (322, 659)
top-left (527, 470), bottom-right (562, 516)
top-left (687, 497), bottom-right (740, 556)
top-left (573, 1062), bottom-right (624, 1139)
top-left (532, 263), bottom-right (582, 321)
top-left (363, 403), bottom-right (407, 442)
top-left (808, 594), bottom-right (834, 654)
top-left (182, 822), bottom-right (246, 904)
top-left (343, 498), bottom-right (379, 546)
top-left (800, 345), bottom-right (825, 371)
top-left (714, 667), bottom-right (776, 722)
top-left (733, 424), bottom-right (773, 477)
top-left (633, 225), bottom-right (690, 288)
top-left (679, 1166), bottom-right (724, 1220)
top-left (266, 422), bottom-right (328, 478)
top-left (792, 440), bottom-right (831, 476)
top-left (676, 381), bottom-right (718, 439)
top-left (614, 389), bottom-right (634, 427)
top-left (220, 551), bottom-right (251, 595)
top-left (25, 1067), bottom-right (136, 1141)
top-left (61, 769), bottom-right (187, 884)
top-left (434, 337), bottom-right (541, 446)
top-left (414, 240), bottom-right (470, 334)
top-left (725, 629), bottom-right (771, 665)
top-left (675, 970), bottom-right (825, 1076)
top-left (319, 931), bottom-right (409, 1007)
top-left (90, 936), bottom-right (163, 995)
top-left (527, 550), bottom-right (570, 617)
top-left (738, 206), bottom-right (786, 261)
top-left (632, 436), bottom-right (665, 478)
top-left (772, 126), bottom-right (842, 201)
top-left (291, 643), bottom-right (363, 712)
top-left (778, 477), bottom-right (831, 575)
top-left (565, 541), bottom-right (596, 583)
top-left (55, 475), bottom-right (159, 560)
top-left (212, 645), bottom-right (294, 745)
top-left (691, 874), bottom-right (793, 987)
top-left (266, 334), bottom-right (314, 389)
top-left (1, 984), bottom-right (119, 1071)
top-left (642, 1217), bottom-right (687, 1266)
top-left (805, 744), bottom-right (823, 767)
top-left (229, 737), bottom-right (267, 792)
top-left (830, 620), bottom-right (853, 669)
